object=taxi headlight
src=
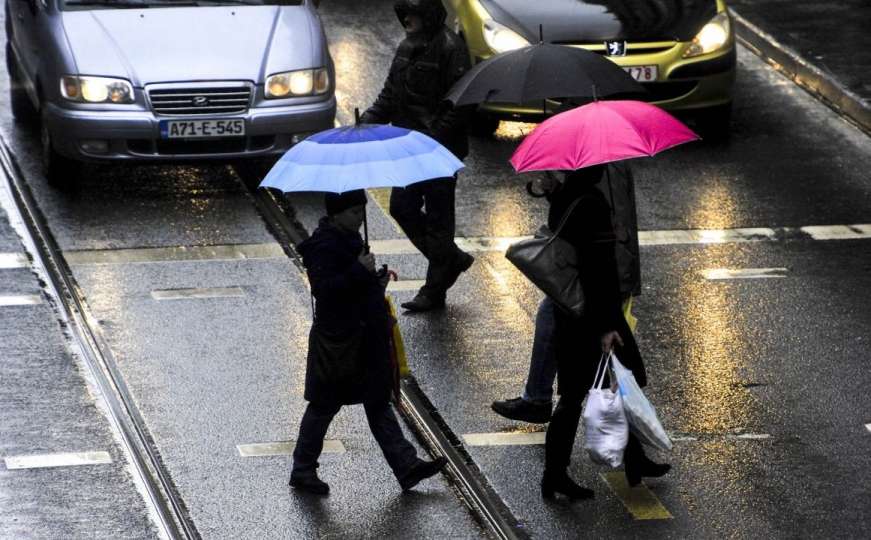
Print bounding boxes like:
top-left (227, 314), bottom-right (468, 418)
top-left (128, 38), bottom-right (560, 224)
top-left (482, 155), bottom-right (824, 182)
top-left (60, 76), bottom-right (134, 104)
top-left (683, 11), bottom-right (731, 58)
top-left (266, 68), bottom-right (330, 98)
top-left (482, 19), bottom-right (529, 54)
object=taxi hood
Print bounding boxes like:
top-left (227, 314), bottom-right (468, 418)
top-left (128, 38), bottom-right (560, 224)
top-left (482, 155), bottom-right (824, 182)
top-left (480, 0), bottom-right (718, 42)
top-left (61, 6), bottom-right (323, 86)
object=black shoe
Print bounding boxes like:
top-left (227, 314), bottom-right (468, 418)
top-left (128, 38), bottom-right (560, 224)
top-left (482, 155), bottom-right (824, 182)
top-left (625, 457), bottom-right (671, 487)
top-left (401, 293), bottom-right (446, 313)
top-left (541, 471), bottom-right (594, 500)
top-left (455, 251), bottom-right (475, 273)
top-left (289, 472), bottom-right (330, 495)
top-left (491, 397), bottom-right (552, 423)
top-left (399, 457), bottom-right (448, 491)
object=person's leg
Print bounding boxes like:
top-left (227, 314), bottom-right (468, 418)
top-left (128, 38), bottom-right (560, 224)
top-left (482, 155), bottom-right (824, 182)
top-left (389, 184), bottom-right (429, 257)
top-left (362, 400), bottom-right (418, 478)
top-left (363, 400), bottom-right (447, 490)
top-left (291, 400), bottom-right (341, 476)
top-left (541, 394), bottom-right (593, 499)
top-left (417, 177), bottom-right (471, 301)
top-left (491, 297), bottom-right (557, 423)
top-left (623, 432), bottom-right (671, 486)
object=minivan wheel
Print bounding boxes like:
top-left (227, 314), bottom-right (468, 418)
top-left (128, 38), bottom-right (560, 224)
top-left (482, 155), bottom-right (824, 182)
top-left (41, 116), bottom-right (80, 188)
top-left (7, 44), bottom-right (36, 123)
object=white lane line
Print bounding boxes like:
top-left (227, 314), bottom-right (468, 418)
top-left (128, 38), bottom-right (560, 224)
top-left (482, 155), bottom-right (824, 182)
top-left (669, 435), bottom-right (699, 442)
top-left (462, 432), bottom-right (546, 446)
top-left (728, 433), bottom-right (771, 440)
top-left (0, 252), bottom-right (28, 269)
top-left (0, 294), bottom-right (42, 306)
top-left (65, 243), bottom-right (285, 265)
top-left (801, 224), bottom-right (871, 240)
top-left (641, 227), bottom-right (778, 245)
top-left (703, 267), bottom-right (789, 280)
top-left (151, 287), bottom-right (245, 300)
top-left (237, 440), bottom-right (346, 457)
top-left (4, 451), bottom-right (113, 470)
top-left (387, 279), bottom-right (425, 292)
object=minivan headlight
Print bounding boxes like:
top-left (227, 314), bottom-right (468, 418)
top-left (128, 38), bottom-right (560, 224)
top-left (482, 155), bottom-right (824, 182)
top-left (683, 11), bottom-right (731, 58)
top-left (483, 19), bottom-right (529, 54)
top-left (265, 68), bottom-right (330, 98)
top-left (60, 76), bottom-right (134, 103)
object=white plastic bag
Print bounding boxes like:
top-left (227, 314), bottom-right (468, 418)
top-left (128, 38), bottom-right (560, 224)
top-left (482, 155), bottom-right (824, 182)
top-left (610, 352), bottom-right (673, 452)
top-left (582, 353), bottom-right (628, 468)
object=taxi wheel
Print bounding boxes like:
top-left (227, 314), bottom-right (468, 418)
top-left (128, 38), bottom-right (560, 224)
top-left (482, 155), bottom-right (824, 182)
top-left (7, 44), bottom-right (36, 123)
top-left (40, 115), bottom-right (80, 189)
top-left (696, 104), bottom-right (732, 140)
top-left (468, 113), bottom-right (500, 137)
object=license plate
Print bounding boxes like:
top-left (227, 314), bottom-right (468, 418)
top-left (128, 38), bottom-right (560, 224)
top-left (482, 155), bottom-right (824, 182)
top-left (160, 119), bottom-right (245, 139)
top-left (623, 65), bottom-right (658, 82)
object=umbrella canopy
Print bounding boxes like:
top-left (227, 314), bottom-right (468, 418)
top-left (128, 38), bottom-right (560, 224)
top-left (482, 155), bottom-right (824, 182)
top-left (259, 123), bottom-right (464, 193)
top-left (510, 100), bottom-right (699, 172)
top-left (446, 42), bottom-right (644, 107)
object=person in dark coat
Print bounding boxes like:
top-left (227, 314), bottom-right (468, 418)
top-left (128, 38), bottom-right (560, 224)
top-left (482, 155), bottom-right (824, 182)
top-left (491, 162), bottom-right (641, 423)
top-left (360, 0), bottom-right (474, 312)
top-left (290, 190), bottom-right (447, 495)
top-left (538, 166), bottom-right (670, 500)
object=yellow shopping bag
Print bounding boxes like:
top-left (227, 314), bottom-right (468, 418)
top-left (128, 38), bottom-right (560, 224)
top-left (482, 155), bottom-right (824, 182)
top-left (385, 296), bottom-right (411, 378)
top-left (622, 296), bottom-right (638, 334)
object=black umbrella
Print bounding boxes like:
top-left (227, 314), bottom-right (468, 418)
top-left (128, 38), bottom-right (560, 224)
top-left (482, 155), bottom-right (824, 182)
top-left (446, 42), bottom-right (645, 107)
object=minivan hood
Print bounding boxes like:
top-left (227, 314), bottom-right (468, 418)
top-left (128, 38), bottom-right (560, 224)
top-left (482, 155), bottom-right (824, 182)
top-left (62, 6), bottom-right (319, 86)
top-left (480, 0), bottom-right (717, 42)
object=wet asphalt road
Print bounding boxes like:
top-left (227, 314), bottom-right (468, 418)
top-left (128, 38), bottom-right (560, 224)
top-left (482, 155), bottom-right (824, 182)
top-left (1, 0), bottom-right (870, 538)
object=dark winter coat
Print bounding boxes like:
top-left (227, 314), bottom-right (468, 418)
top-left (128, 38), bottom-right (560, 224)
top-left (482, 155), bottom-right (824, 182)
top-left (297, 218), bottom-right (392, 405)
top-left (599, 162), bottom-right (641, 298)
top-left (547, 174), bottom-right (646, 398)
top-left (360, 5), bottom-right (470, 159)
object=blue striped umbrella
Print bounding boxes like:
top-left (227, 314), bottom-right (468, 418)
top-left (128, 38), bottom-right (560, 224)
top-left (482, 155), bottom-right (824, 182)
top-left (259, 124), bottom-right (464, 193)
top-left (259, 122), bottom-right (464, 250)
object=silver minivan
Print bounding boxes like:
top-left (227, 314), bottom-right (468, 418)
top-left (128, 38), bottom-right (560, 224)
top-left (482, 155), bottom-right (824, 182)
top-left (5, 0), bottom-right (335, 185)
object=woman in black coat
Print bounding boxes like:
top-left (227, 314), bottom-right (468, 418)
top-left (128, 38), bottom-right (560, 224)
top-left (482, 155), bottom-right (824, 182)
top-left (541, 166), bottom-right (669, 500)
top-left (289, 190), bottom-right (446, 495)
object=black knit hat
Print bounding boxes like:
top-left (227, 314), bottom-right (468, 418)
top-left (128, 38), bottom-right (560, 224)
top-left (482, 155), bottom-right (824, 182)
top-left (324, 190), bottom-right (367, 216)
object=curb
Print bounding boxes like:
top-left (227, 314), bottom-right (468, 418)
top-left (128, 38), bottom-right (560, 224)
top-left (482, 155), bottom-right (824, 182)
top-left (731, 7), bottom-right (870, 135)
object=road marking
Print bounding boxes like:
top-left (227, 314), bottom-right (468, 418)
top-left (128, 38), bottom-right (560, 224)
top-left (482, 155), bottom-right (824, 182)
top-left (387, 279), bottom-right (425, 292)
top-left (4, 451), bottom-right (113, 470)
top-left (669, 435), bottom-right (699, 442)
top-left (801, 224), bottom-right (871, 240)
top-left (600, 472), bottom-right (673, 520)
top-left (0, 294), bottom-right (41, 306)
top-left (0, 252), bottom-right (28, 269)
top-left (65, 243), bottom-right (285, 265)
top-left (237, 440), bottom-right (346, 457)
top-left (462, 432), bottom-right (546, 446)
top-left (727, 433), bottom-right (771, 440)
top-left (703, 267), bottom-right (788, 280)
top-left (151, 287), bottom-right (245, 300)
top-left (367, 223), bottom-right (871, 255)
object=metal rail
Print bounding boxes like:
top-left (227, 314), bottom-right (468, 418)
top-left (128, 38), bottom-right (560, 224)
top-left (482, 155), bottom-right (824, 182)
top-left (244, 175), bottom-right (529, 540)
top-left (0, 137), bottom-right (197, 540)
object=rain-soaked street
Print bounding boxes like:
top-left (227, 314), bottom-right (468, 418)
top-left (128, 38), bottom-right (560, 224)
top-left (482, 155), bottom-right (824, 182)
top-left (1, 1), bottom-right (869, 538)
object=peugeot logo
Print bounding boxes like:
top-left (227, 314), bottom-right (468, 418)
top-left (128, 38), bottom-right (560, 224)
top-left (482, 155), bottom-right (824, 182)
top-left (192, 96), bottom-right (210, 107)
top-left (604, 40), bottom-right (628, 56)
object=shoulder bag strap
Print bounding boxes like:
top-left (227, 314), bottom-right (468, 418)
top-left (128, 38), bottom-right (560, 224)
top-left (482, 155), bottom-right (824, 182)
top-left (544, 196), bottom-right (585, 247)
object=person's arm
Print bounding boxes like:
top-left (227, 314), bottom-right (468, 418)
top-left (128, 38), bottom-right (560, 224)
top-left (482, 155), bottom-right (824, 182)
top-left (360, 51), bottom-right (402, 124)
top-left (430, 36), bottom-right (471, 140)
top-left (307, 248), bottom-right (375, 304)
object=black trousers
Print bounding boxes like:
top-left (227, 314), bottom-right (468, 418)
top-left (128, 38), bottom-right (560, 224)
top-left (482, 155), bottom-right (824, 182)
top-left (291, 400), bottom-right (418, 479)
top-left (390, 176), bottom-right (464, 300)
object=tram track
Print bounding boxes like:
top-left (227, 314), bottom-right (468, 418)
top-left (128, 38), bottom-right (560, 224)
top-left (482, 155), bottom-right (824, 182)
top-left (240, 168), bottom-right (529, 540)
top-left (0, 136), bottom-right (198, 540)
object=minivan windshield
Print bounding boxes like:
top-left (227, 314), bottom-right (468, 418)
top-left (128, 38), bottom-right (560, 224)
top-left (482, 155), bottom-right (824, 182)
top-left (61, 0), bottom-right (303, 10)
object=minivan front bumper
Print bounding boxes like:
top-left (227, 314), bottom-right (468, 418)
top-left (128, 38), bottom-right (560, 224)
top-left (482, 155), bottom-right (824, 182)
top-left (44, 97), bottom-right (337, 162)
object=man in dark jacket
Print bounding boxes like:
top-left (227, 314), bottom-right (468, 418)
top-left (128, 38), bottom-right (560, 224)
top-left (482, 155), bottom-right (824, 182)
top-left (360, 0), bottom-right (474, 312)
top-left (290, 190), bottom-right (447, 495)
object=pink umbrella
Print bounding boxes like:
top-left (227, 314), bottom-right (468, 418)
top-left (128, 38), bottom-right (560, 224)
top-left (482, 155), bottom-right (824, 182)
top-left (509, 100), bottom-right (699, 172)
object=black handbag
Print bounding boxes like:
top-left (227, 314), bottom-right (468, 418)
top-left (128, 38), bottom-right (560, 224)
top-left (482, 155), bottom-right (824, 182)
top-left (505, 198), bottom-right (586, 317)
top-left (308, 325), bottom-right (366, 392)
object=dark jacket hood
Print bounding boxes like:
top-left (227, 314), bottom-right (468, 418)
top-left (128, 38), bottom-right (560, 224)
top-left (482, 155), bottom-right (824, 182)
top-left (297, 217), bottom-right (363, 262)
top-left (394, 0), bottom-right (447, 33)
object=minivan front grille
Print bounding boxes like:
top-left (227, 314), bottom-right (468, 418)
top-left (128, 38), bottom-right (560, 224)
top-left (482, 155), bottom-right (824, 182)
top-left (148, 84), bottom-right (251, 116)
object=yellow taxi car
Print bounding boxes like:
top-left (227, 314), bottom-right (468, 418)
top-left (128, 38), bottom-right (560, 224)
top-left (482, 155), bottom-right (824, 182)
top-left (443, 0), bottom-right (736, 136)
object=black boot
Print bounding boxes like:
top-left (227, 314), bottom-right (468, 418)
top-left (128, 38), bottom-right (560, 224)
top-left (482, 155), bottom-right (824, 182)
top-left (399, 457), bottom-right (448, 491)
top-left (541, 470), bottom-right (594, 500)
top-left (289, 472), bottom-right (330, 495)
top-left (401, 293), bottom-right (446, 313)
top-left (491, 397), bottom-right (552, 423)
top-left (624, 434), bottom-right (671, 487)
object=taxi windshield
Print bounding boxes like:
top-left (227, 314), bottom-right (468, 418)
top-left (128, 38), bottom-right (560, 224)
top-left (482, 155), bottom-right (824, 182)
top-left (61, 0), bottom-right (303, 9)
